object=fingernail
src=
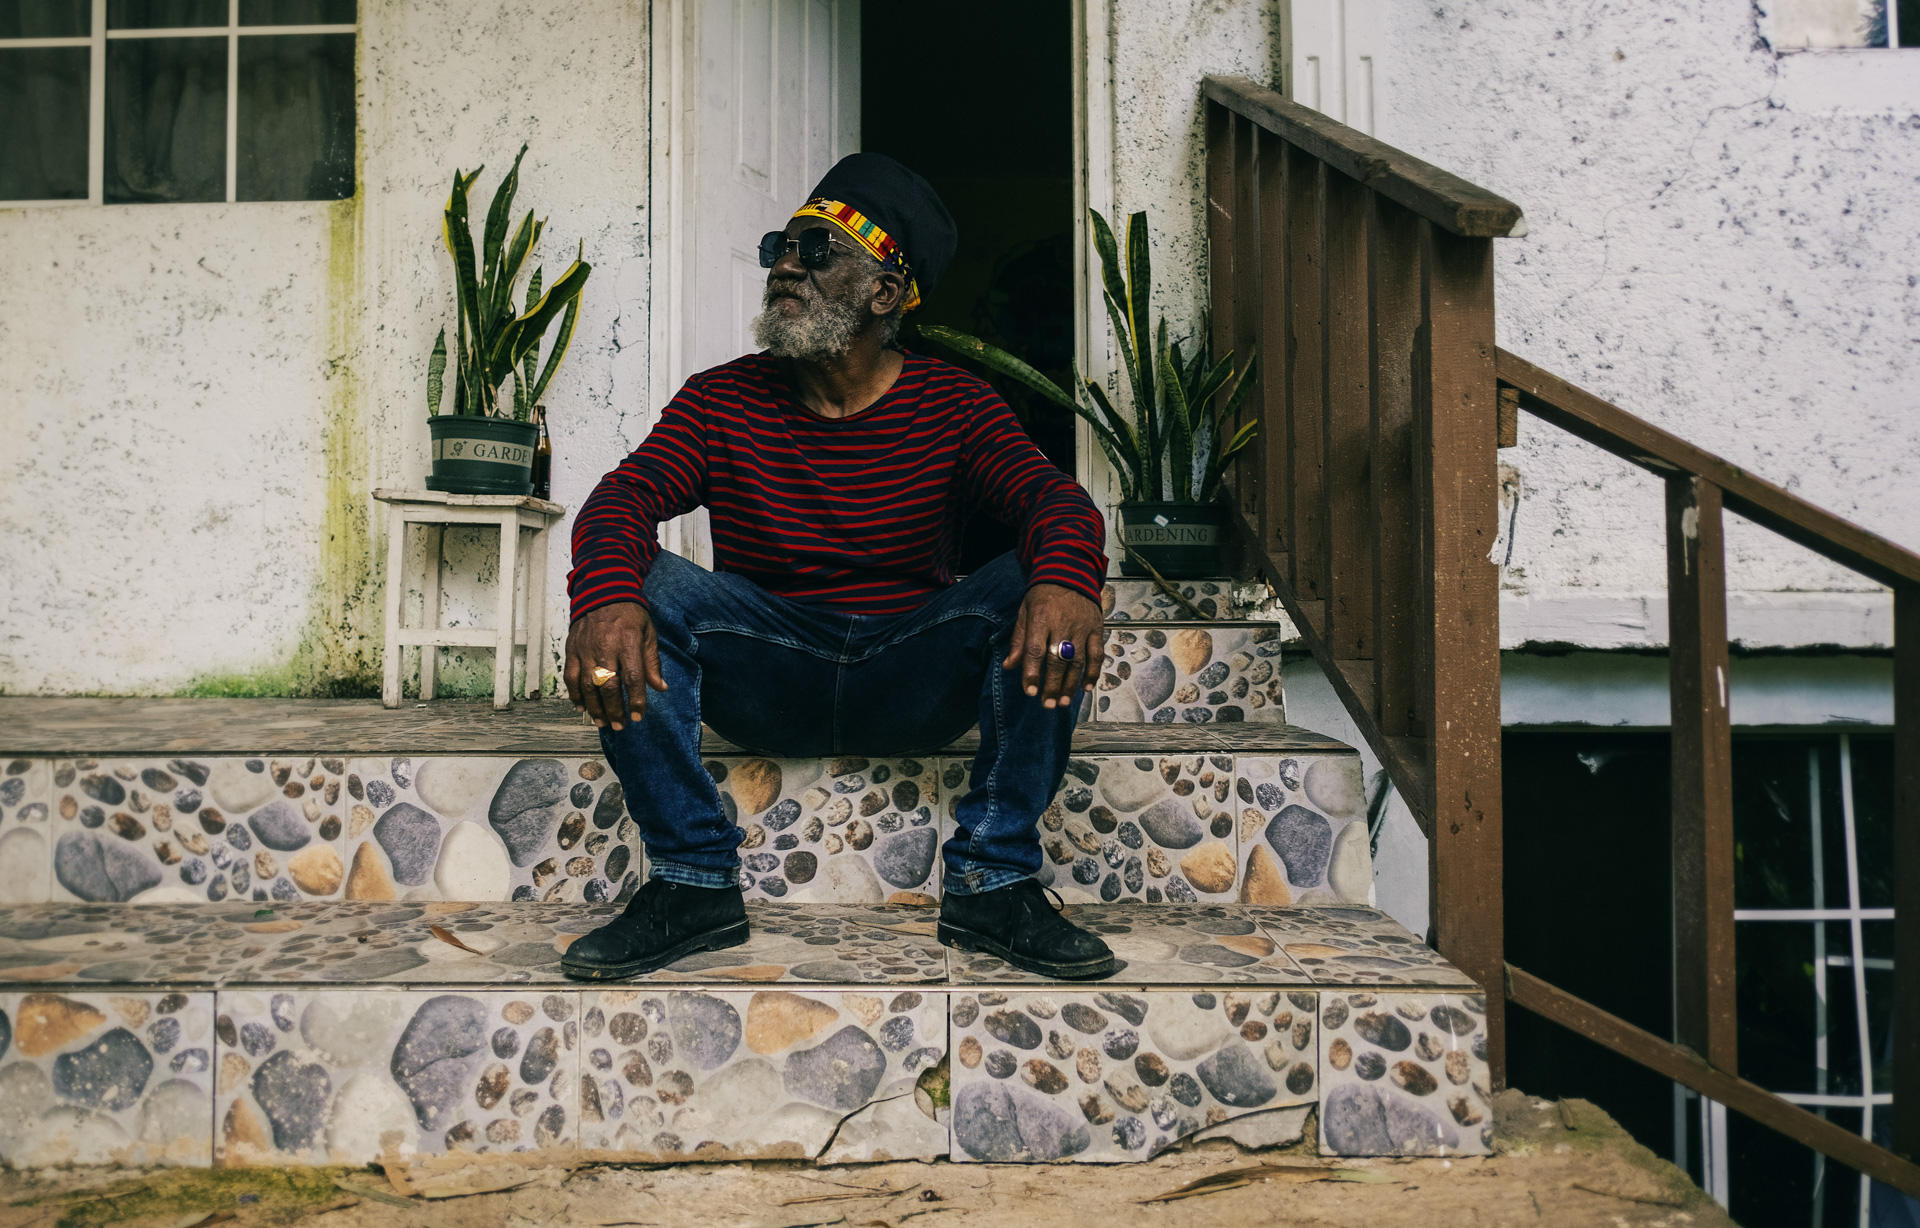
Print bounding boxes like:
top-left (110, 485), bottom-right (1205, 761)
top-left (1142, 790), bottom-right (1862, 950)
top-left (1025, 686), bottom-right (1038, 697)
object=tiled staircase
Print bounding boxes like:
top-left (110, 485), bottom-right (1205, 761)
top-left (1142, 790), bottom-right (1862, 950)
top-left (0, 581), bottom-right (1492, 1169)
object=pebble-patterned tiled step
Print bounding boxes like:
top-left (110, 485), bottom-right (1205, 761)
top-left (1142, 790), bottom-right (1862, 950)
top-left (7, 756), bottom-right (644, 910)
top-left (948, 988), bottom-right (1320, 1162)
top-left (0, 990), bottom-right (216, 1166)
top-left (1090, 624), bottom-right (1289, 725)
top-left (1100, 579), bottom-right (1293, 626)
top-left (0, 901), bottom-right (1485, 1167)
top-left (0, 745), bottom-right (1371, 912)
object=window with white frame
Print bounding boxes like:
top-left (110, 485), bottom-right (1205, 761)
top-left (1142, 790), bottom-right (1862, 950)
top-left (1760, 0), bottom-right (1919, 49)
top-left (0, 0), bottom-right (356, 206)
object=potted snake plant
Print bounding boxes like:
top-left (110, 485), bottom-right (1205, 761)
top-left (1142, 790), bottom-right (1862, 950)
top-left (922, 209), bottom-right (1257, 578)
top-left (425, 144), bottom-right (591, 496)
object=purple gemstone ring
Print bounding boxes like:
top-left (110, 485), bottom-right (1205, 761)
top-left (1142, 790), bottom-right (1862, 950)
top-left (1054, 640), bottom-right (1075, 661)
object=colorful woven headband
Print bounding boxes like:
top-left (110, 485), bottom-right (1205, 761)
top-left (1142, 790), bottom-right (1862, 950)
top-left (791, 197), bottom-right (922, 311)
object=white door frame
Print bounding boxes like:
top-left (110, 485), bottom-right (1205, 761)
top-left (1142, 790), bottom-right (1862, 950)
top-left (652, 0), bottom-right (1120, 560)
top-left (1073, 0), bottom-right (1120, 564)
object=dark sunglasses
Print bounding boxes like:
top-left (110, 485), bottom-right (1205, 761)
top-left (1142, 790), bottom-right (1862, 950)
top-left (758, 226), bottom-right (846, 270)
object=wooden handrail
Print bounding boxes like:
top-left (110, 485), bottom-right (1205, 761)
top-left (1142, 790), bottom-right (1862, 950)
top-left (1509, 965), bottom-right (1920, 1199)
top-left (1497, 348), bottom-right (1920, 587)
top-left (1205, 74), bottom-right (1916, 1192)
top-left (1203, 76), bottom-right (1526, 238)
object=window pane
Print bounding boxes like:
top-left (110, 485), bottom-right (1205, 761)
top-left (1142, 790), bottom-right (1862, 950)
top-left (104, 37), bottom-right (226, 204)
top-left (1731, 737), bottom-right (1829, 910)
top-left (1903, 0), bottom-right (1920, 44)
top-left (107, 0), bottom-right (228, 29)
top-left (1734, 920), bottom-right (1820, 1093)
top-left (1845, 735), bottom-right (1893, 908)
top-left (236, 33), bottom-right (353, 201)
top-left (0, 0), bottom-right (91, 37)
top-left (0, 47), bottom-right (89, 200)
top-left (240, 0), bottom-right (355, 24)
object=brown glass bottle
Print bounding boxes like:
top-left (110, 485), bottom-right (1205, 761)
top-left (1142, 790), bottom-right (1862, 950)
top-left (531, 405), bottom-right (553, 499)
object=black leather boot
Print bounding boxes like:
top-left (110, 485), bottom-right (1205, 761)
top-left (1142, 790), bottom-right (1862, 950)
top-left (561, 877), bottom-right (749, 980)
top-left (938, 878), bottom-right (1116, 979)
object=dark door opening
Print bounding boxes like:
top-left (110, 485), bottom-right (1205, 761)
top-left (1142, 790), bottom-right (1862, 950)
top-left (861, 0), bottom-right (1076, 572)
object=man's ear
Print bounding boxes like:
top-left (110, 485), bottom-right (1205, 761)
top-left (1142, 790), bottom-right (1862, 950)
top-left (869, 269), bottom-right (906, 317)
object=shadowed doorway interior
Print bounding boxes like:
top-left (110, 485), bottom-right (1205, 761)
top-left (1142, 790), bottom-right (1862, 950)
top-left (861, 0), bottom-right (1076, 573)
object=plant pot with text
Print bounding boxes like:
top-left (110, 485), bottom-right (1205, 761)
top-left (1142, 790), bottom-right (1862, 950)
top-left (423, 143), bottom-right (591, 496)
top-left (1116, 500), bottom-right (1228, 579)
top-left (427, 415), bottom-right (539, 495)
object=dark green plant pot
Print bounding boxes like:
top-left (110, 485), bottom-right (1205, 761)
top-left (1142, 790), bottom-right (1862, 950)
top-left (1117, 501), bottom-right (1229, 579)
top-left (427, 415), bottom-right (538, 496)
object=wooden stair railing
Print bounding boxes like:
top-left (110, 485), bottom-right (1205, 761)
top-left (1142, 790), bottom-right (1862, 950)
top-left (1202, 73), bottom-right (1920, 1197)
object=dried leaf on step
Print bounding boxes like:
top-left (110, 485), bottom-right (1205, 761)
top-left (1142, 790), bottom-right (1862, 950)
top-left (1570, 1181), bottom-right (1685, 1207)
top-left (1326, 1168), bottom-right (1401, 1184)
top-left (1141, 1163), bottom-right (1335, 1202)
top-left (420, 1177), bottom-right (535, 1200)
top-left (376, 1153), bottom-right (418, 1196)
top-left (332, 1179), bottom-right (416, 1210)
top-left (302, 1197), bottom-right (362, 1218)
top-left (780, 1185), bottom-right (914, 1205)
top-left (429, 925), bottom-right (485, 954)
top-left (172, 1214), bottom-right (237, 1228)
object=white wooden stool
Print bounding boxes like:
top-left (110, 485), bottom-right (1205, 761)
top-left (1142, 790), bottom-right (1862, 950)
top-left (376, 488), bottom-right (567, 710)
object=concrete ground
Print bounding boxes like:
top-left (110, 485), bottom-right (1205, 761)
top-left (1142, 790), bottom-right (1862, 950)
top-left (0, 1092), bottom-right (1734, 1228)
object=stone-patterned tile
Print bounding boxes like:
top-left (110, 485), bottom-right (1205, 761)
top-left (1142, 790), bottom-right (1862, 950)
top-left (0, 903), bottom-right (282, 986)
top-left (622, 904), bottom-right (949, 985)
top-left (0, 990), bottom-right (216, 1165)
top-left (1247, 906), bottom-right (1479, 989)
top-left (50, 757), bottom-right (347, 906)
top-left (1091, 626), bottom-right (1286, 724)
top-left (944, 904), bottom-right (1311, 986)
top-left (578, 988), bottom-right (946, 1160)
top-left (217, 901), bottom-right (949, 988)
top-left (0, 758), bottom-right (51, 902)
top-left (224, 900), bottom-right (600, 986)
top-left (343, 758), bottom-right (641, 904)
top-left (992, 755), bottom-right (1237, 904)
top-left (1233, 754), bottom-right (1371, 906)
top-left (949, 988), bottom-right (1318, 1162)
top-left (214, 989), bottom-right (578, 1165)
top-left (1101, 579), bottom-right (1293, 627)
top-left (712, 756), bottom-right (940, 904)
top-left (1317, 990), bottom-right (1492, 1157)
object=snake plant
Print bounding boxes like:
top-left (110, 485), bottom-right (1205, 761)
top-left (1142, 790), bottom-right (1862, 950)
top-left (426, 144), bottom-right (591, 420)
top-left (921, 208), bottom-right (1258, 503)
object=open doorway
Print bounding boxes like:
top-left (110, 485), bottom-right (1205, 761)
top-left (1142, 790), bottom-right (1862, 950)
top-left (860, 0), bottom-right (1077, 571)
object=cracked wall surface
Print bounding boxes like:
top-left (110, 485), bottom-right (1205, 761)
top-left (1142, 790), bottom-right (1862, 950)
top-left (1376, 2), bottom-right (1917, 640)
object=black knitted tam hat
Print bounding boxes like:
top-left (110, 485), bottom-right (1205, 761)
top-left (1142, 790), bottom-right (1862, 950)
top-left (792, 152), bottom-right (957, 309)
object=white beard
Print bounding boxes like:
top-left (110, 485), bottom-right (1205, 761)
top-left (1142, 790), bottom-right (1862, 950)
top-left (750, 277), bottom-right (869, 360)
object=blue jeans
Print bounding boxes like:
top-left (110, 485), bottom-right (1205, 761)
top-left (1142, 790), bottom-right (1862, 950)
top-left (598, 551), bottom-right (1080, 896)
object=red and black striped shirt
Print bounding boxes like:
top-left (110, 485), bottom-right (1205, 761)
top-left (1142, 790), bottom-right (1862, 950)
top-left (567, 350), bottom-right (1107, 620)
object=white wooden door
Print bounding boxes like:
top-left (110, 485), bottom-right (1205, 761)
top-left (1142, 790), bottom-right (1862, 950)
top-left (656, 0), bottom-right (859, 563)
top-left (1284, 0), bottom-right (1381, 134)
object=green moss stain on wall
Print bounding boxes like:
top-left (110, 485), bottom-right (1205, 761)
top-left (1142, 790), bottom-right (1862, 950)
top-left (316, 192), bottom-right (379, 696)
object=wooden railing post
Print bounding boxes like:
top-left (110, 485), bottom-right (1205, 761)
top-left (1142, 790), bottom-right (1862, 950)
top-left (1896, 581), bottom-right (1919, 1160)
top-left (1284, 145), bottom-right (1327, 626)
top-left (1420, 225), bottom-right (1506, 1084)
top-left (1321, 170), bottom-right (1375, 681)
top-left (1666, 475), bottom-right (1739, 1074)
top-left (1368, 200), bottom-right (1423, 741)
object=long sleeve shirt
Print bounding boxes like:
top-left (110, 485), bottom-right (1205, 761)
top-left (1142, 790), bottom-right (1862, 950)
top-left (567, 350), bottom-right (1107, 620)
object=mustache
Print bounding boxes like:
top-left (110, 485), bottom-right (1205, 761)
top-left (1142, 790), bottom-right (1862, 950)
top-left (763, 276), bottom-right (819, 306)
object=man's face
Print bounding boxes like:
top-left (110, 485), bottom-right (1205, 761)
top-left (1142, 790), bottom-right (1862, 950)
top-left (751, 218), bottom-right (898, 360)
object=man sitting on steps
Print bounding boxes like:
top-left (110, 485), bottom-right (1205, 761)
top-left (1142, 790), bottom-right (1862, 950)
top-left (559, 153), bottom-right (1117, 983)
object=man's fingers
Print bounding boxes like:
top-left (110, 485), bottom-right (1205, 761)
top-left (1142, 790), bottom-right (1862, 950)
top-left (644, 634), bottom-right (667, 694)
top-left (593, 660), bottom-right (627, 730)
top-left (617, 635), bottom-right (649, 727)
top-left (563, 649), bottom-right (583, 709)
top-left (1002, 602), bottom-right (1030, 672)
top-left (1083, 629), bottom-right (1108, 691)
top-left (1021, 616), bottom-right (1052, 698)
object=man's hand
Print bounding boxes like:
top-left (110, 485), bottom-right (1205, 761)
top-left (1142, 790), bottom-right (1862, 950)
top-left (564, 602), bottom-right (667, 731)
top-left (1003, 584), bottom-right (1107, 710)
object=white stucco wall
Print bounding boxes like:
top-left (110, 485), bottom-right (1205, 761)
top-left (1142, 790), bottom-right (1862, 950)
top-left (1377, 2), bottom-right (1918, 644)
top-left (0, 0), bottom-right (648, 696)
